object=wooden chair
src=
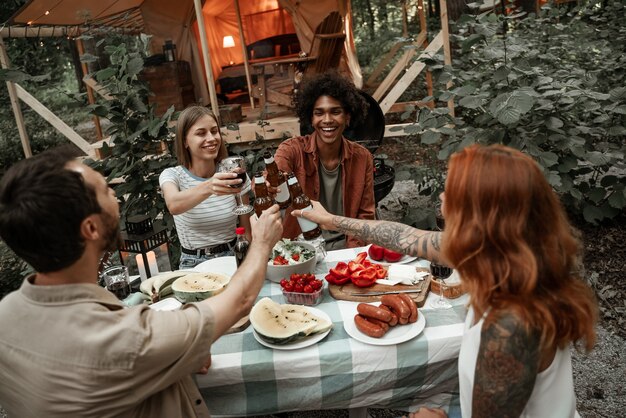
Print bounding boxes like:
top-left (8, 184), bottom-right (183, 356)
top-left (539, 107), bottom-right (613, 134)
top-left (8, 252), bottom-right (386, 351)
top-left (304, 11), bottom-right (345, 76)
top-left (251, 12), bottom-right (346, 109)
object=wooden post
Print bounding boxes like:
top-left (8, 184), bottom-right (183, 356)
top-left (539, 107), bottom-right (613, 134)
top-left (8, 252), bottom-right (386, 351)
top-left (0, 36), bottom-right (32, 158)
top-left (76, 37), bottom-right (103, 140)
top-left (193, 0), bottom-right (221, 121)
top-left (15, 84), bottom-right (93, 155)
top-left (418, 0), bottom-right (434, 108)
top-left (234, 0), bottom-right (255, 108)
top-left (439, 0), bottom-right (455, 116)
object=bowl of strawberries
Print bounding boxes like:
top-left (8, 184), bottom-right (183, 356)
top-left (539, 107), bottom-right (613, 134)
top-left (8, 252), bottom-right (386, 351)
top-left (280, 273), bottom-right (325, 306)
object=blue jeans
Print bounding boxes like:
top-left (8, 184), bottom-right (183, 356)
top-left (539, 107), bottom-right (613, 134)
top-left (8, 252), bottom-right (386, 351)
top-left (179, 249), bottom-right (234, 270)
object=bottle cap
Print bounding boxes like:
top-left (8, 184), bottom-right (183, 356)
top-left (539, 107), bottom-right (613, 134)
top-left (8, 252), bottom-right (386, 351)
top-left (236, 227), bottom-right (245, 235)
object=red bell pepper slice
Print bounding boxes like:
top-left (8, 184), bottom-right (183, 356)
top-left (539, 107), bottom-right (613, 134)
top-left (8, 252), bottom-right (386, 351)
top-left (348, 261), bottom-right (364, 273)
top-left (375, 266), bottom-right (387, 279)
top-left (354, 252), bottom-right (367, 265)
top-left (329, 262), bottom-right (349, 278)
top-left (352, 277), bottom-right (377, 287)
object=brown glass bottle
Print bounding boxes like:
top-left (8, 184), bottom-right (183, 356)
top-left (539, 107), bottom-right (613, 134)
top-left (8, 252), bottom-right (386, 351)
top-left (263, 151), bottom-right (291, 210)
top-left (253, 172), bottom-right (275, 218)
top-left (233, 227), bottom-right (250, 268)
top-left (285, 172), bottom-right (322, 240)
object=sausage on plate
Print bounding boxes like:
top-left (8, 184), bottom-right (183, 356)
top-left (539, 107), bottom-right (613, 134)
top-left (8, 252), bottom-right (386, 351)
top-left (354, 314), bottom-right (387, 338)
top-left (397, 293), bottom-right (418, 323)
top-left (357, 303), bottom-right (393, 323)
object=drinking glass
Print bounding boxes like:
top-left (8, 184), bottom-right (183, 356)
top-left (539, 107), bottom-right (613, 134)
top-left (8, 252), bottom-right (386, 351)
top-left (217, 156), bottom-right (253, 215)
top-left (430, 262), bottom-right (453, 309)
top-left (102, 265), bottom-right (131, 300)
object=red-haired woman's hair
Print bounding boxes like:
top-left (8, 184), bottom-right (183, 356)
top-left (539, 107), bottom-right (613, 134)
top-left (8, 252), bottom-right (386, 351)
top-left (442, 144), bottom-right (597, 352)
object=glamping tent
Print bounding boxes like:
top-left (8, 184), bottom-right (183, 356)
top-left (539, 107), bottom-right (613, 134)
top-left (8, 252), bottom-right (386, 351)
top-left (7, 0), bottom-right (363, 112)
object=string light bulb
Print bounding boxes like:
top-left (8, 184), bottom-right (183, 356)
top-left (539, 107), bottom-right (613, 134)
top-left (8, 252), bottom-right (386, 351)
top-left (45, 10), bottom-right (50, 15)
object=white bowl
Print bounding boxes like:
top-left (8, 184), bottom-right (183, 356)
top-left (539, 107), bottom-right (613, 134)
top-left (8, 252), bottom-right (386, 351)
top-left (265, 241), bottom-right (317, 283)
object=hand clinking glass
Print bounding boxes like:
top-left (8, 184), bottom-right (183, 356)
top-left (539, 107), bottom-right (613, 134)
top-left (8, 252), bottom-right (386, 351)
top-left (216, 156), bottom-right (253, 215)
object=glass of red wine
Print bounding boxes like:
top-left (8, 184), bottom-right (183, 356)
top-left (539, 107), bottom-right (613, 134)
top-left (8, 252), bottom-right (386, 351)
top-left (430, 262), bottom-right (453, 309)
top-left (217, 156), bottom-right (253, 215)
top-left (102, 265), bottom-right (131, 300)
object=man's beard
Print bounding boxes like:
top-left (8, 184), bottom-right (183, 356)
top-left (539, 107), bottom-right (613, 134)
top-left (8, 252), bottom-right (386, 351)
top-left (101, 211), bottom-right (122, 252)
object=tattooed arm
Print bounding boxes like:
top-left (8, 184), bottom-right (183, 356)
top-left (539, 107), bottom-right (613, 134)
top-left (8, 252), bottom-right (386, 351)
top-left (472, 312), bottom-right (540, 418)
top-left (293, 201), bottom-right (446, 263)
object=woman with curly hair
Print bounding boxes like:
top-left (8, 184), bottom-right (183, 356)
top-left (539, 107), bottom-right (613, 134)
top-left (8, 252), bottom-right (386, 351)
top-left (293, 144), bottom-right (597, 417)
top-left (273, 70), bottom-right (375, 249)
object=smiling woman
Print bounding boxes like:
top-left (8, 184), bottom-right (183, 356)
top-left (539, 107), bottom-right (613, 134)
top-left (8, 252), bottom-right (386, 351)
top-left (159, 106), bottom-right (252, 269)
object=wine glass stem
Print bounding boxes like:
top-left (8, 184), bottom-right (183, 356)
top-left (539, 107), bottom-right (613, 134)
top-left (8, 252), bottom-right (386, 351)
top-left (234, 192), bottom-right (243, 207)
top-left (439, 279), bottom-right (445, 301)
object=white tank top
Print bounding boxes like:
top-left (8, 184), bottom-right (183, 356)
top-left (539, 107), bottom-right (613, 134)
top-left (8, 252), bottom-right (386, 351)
top-left (458, 307), bottom-right (580, 418)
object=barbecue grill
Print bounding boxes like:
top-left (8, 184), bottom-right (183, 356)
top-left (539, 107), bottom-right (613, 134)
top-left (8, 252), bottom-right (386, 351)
top-left (299, 90), bottom-right (395, 205)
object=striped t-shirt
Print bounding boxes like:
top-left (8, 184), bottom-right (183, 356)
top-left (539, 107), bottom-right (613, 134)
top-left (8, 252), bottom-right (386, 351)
top-left (159, 166), bottom-right (251, 250)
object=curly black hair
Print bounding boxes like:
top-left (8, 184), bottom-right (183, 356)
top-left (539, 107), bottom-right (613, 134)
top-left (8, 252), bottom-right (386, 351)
top-left (294, 70), bottom-right (369, 128)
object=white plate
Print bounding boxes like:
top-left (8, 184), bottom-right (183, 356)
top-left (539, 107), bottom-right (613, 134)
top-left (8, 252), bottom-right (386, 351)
top-left (363, 244), bottom-right (418, 266)
top-left (193, 256), bottom-right (237, 276)
top-left (344, 306), bottom-right (426, 346)
top-left (252, 307), bottom-right (332, 350)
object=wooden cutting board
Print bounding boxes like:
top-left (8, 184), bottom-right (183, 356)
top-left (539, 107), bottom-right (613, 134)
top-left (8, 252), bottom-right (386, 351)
top-left (328, 267), bottom-right (431, 307)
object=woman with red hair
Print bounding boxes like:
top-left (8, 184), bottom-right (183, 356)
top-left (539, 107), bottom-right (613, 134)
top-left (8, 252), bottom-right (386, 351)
top-left (294, 144), bottom-right (597, 418)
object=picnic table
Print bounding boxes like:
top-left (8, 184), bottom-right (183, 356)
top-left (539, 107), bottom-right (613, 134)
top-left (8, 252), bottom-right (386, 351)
top-left (195, 247), bottom-right (467, 417)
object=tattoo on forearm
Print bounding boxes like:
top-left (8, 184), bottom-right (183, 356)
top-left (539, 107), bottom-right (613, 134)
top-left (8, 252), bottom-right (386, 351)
top-left (472, 313), bottom-right (540, 418)
top-left (332, 216), bottom-right (444, 262)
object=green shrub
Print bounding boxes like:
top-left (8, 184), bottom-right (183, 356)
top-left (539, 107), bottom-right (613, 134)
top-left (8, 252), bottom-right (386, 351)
top-left (0, 241), bottom-right (31, 300)
top-left (394, 1), bottom-right (626, 225)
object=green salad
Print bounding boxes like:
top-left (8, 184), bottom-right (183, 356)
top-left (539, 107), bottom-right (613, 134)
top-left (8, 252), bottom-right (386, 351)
top-left (269, 239), bottom-right (315, 266)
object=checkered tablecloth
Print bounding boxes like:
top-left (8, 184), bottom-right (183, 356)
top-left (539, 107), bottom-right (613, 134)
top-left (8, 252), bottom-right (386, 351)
top-left (196, 248), bottom-right (467, 417)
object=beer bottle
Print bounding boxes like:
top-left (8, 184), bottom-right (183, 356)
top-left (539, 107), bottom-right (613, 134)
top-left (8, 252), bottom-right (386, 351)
top-left (286, 172), bottom-right (322, 240)
top-left (253, 172), bottom-right (275, 218)
top-left (233, 227), bottom-right (250, 268)
top-left (263, 151), bottom-right (291, 211)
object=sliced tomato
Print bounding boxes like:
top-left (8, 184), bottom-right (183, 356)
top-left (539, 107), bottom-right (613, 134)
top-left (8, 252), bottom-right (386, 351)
top-left (292, 253), bottom-right (300, 261)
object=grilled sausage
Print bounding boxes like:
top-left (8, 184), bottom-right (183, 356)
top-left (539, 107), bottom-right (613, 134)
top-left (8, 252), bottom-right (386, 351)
top-left (380, 294), bottom-right (410, 321)
top-left (366, 316), bottom-right (390, 332)
top-left (379, 304), bottom-right (399, 326)
top-left (398, 293), bottom-right (418, 323)
top-left (354, 314), bottom-right (387, 338)
top-left (357, 303), bottom-right (393, 323)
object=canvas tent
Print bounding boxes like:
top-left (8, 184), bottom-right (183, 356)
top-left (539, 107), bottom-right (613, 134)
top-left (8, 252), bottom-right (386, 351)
top-left (7, 0), bottom-right (363, 112)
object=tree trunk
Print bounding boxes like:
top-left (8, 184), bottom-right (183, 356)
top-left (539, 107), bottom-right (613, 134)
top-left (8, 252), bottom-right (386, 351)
top-left (364, 0), bottom-right (376, 40)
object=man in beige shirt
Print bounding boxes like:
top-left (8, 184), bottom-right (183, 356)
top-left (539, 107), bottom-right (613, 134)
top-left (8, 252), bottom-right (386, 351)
top-left (0, 147), bottom-right (283, 418)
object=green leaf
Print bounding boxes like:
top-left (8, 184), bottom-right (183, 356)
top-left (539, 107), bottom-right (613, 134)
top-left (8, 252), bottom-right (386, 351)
top-left (96, 67), bottom-right (117, 82)
top-left (493, 66), bottom-right (509, 82)
top-left (607, 126), bottom-right (626, 136)
top-left (582, 204), bottom-right (604, 224)
top-left (600, 175), bottom-right (618, 187)
top-left (585, 151), bottom-right (610, 165)
top-left (421, 130), bottom-right (441, 144)
top-left (588, 187), bottom-right (606, 203)
top-left (611, 105), bottom-right (626, 115)
top-left (557, 156), bottom-right (578, 173)
top-left (127, 56), bottom-right (144, 77)
top-left (546, 117), bottom-right (563, 130)
top-left (539, 151), bottom-right (559, 167)
top-left (609, 87), bottom-right (626, 100)
top-left (546, 171), bottom-right (562, 188)
top-left (608, 191), bottom-right (626, 209)
top-left (459, 95), bottom-right (485, 109)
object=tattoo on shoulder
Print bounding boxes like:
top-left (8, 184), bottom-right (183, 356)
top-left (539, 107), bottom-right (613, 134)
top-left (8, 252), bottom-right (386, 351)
top-left (472, 312), bottom-right (540, 418)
